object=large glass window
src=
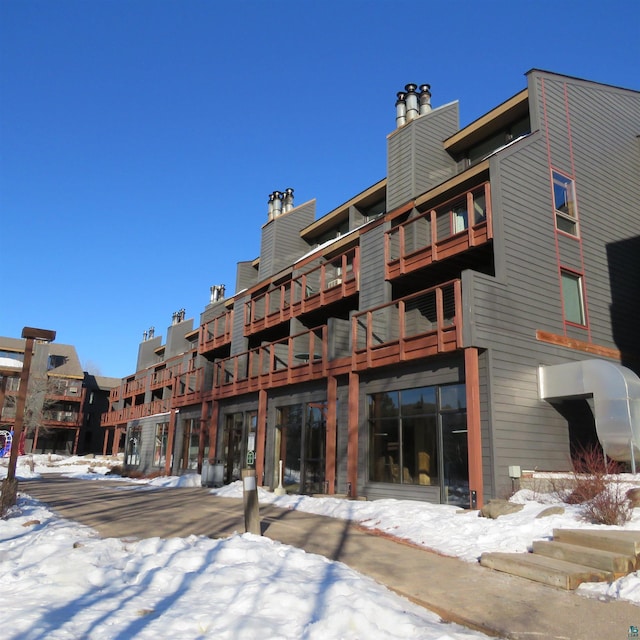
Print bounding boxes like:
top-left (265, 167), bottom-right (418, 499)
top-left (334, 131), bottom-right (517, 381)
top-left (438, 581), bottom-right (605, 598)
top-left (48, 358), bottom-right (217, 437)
top-left (126, 425), bottom-right (142, 466)
top-left (275, 402), bottom-right (327, 495)
top-left (552, 171), bottom-right (578, 236)
top-left (368, 383), bottom-right (468, 505)
top-left (153, 422), bottom-right (169, 467)
top-left (181, 418), bottom-right (200, 470)
top-left (561, 270), bottom-right (586, 325)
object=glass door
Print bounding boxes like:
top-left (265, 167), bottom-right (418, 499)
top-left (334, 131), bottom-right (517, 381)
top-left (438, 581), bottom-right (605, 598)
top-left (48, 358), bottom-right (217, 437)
top-left (304, 402), bottom-right (326, 494)
top-left (276, 402), bottom-right (327, 494)
top-left (223, 413), bottom-right (244, 483)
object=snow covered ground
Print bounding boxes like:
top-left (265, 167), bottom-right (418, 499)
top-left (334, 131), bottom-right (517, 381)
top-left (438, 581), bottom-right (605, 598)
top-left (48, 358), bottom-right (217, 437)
top-left (1, 454), bottom-right (640, 639)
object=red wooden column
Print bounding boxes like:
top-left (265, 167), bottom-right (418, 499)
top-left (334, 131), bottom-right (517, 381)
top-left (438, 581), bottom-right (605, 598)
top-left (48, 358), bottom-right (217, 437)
top-left (464, 347), bottom-right (484, 508)
top-left (208, 400), bottom-right (219, 462)
top-left (164, 409), bottom-right (178, 476)
top-left (197, 400), bottom-right (209, 471)
top-left (256, 389), bottom-right (268, 485)
top-left (325, 375), bottom-right (338, 495)
top-left (347, 371), bottom-right (359, 497)
top-left (102, 429), bottom-right (109, 455)
top-left (112, 426), bottom-right (122, 456)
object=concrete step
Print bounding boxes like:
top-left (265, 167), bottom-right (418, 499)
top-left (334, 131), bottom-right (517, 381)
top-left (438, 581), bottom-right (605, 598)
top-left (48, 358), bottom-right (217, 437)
top-left (532, 539), bottom-right (635, 575)
top-left (553, 528), bottom-right (640, 562)
top-left (480, 552), bottom-right (614, 590)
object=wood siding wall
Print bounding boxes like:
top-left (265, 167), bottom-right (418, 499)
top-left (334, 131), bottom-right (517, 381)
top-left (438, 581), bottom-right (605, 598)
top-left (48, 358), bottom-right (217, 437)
top-left (258, 200), bottom-right (316, 281)
top-left (359, 224), bottom-right (389, 310)
top-left (386, 103), bottom-right (459, 211)
top-left (462, 71), bottom-right (640, 495)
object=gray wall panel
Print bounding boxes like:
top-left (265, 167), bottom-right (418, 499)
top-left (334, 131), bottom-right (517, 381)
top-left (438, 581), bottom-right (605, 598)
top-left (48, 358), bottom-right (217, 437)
top-left (359, 224), bottom-right (389, 310)
top-left (386, 103), bottom-right (459, 211)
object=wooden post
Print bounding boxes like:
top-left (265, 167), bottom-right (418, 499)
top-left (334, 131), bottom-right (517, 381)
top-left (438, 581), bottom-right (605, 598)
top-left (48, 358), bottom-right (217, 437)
top-left (347, 371), bottom-right (359, 497)
top-left (465, 347), bottom-right (484, 509)
top-left (325, 375), bottom-right (337, 494)
top-left (165, 409), bottom-right (177, 476)
top-left (255, 389), bottom-right (267, 485)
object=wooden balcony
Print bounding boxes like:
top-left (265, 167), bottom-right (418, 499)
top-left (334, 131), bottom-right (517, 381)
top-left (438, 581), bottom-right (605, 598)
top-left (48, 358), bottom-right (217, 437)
top-left (123, 377), bottom-right (147, 398)
top-left (42, 410), bottom-right (82, 428)
top-left (245, 247), bottom-right (359, 334)
top-left (199, 308), bottom-right (234, 354)
top-left (386, 184), bottom-right (492, 280)
top-left (210, 327), bottom-right (329, 399)
top-left (101, 399), bottom-right (171, 427)
top-left (109, 385), bottom-right (122, 402)
top-left (352, 280), bottom-right (463, 371)
top-left (150, 365), bottom-right (179, 390)
top-left (172, 368), bottom-right (204, 408)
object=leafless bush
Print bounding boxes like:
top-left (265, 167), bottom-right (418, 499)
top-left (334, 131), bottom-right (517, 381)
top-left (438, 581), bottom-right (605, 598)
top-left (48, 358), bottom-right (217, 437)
top-left (560, 444), bottom-right (632, 526)
top-left (581, 482), bottom-right (632, 526)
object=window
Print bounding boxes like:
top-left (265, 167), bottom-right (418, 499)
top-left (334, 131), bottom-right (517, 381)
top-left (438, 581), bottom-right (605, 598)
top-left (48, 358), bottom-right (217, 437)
top-left (153, 422), bottom-right (170, 467)
top-left (561, 270), bottom-right (586, 325)
top-left (452, 200), bottom-right (468, 233)
top-left (181, 419), bottom-right (200, 470)
top-left (552, 171), bottom-right (578, 235)
top-left (126, 425), bottom-right (142, 466)
top-left (473, 190), bottom-right (487, 224)
top-left (368, 383), bottom-right (468, 505)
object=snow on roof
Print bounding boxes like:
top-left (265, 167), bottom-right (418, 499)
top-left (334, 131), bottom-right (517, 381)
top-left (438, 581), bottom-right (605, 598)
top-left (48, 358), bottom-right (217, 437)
top-left (0, 356), bottom-right (22, 370)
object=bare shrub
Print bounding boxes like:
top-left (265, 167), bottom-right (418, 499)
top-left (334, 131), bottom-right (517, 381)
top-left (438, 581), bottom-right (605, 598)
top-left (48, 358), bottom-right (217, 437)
top-left (581, 482), bottom-right (632, 526)
top-left (562, 444), bottom-right (632, 526)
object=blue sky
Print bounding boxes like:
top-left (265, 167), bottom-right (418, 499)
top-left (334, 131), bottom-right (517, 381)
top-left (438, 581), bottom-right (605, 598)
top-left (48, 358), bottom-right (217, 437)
top-left (1, 0), bottom-right (638, 378)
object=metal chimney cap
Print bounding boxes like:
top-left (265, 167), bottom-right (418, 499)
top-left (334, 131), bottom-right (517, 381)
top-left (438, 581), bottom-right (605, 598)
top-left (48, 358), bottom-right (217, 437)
top-left (268, 192), bottom-right (276, 201)
top-left (419, 84), bottom-right (431, 94)
top-left (273, 190), bottom-right (282, 198)
top-left (405, 83), bottom-right (418, 93)
top-left (396, 91), bottom-right (406, 103)
top-left (284, 187), bottom-right (294, 195)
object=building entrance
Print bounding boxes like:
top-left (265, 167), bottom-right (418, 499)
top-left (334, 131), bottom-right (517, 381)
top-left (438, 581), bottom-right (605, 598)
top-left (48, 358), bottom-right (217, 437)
top-left (276, 402), bottom-right (327, 494)
top-left (222, 410), bottom-right (257, 483)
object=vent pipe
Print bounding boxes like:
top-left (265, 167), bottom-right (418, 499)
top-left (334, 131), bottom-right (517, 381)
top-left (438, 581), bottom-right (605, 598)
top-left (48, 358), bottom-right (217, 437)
top-left (267, 193), bottom-right (276, 221)
top-left (272, 191), bottom-right (283, 218)
top-left (148, 326), bottom-right (155, 339)
top-left (404, 84), bottom-right (419, 122)
top-left (143, 330), bottom-right (148, 342)
top-left (395, 92), bottom-right (406, 128)
top-left (283, 188), bottom-right (294, 213)
top-left (210, 284), bottom-right (225, 303)
top-left (539, 359), bottom-right (640, 467)
top-left (419, 84), bottom-right (432, 115)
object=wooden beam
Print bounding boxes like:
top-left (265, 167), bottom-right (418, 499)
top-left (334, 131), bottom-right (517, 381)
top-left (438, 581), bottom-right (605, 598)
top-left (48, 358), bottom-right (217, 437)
top-left (536, 330), bottom-right (621, 359)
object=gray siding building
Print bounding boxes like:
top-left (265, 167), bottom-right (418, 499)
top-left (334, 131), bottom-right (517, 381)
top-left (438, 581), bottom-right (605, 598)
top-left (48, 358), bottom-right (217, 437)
top-left (103, 70), bottom-right (640, 506)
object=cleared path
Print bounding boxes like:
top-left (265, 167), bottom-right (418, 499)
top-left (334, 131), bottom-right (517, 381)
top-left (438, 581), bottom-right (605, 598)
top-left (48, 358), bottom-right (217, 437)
top-left (21, 477), bottom-right (637, 639)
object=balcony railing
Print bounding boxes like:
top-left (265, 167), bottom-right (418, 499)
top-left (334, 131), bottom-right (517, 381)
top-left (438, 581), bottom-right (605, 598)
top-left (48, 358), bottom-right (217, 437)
top-left (101, 399), bottom-right (171, 427)
top-left (385, 184), bottom-right (492, 279)
top-left (42, 410), bottom-right (81, 425)
top-left (212, 327), bottom-right (328, 397)
top-left (199, 308), bottom-right (234, 354)
top-left (245, 247), bottom-right (359, 333)
top-left (123, 377), bottom-right (146, 397)
top-left (150, 365), bottom-right (180, 389)
top-left (352, 280), bottom-right (462, 371)
top-left (172, 368), bottom-right (204, 408)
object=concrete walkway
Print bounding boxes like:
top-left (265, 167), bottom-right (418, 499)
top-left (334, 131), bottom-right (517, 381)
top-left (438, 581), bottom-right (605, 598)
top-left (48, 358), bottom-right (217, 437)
top-left (21, 476), bottom-right (638, 639)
